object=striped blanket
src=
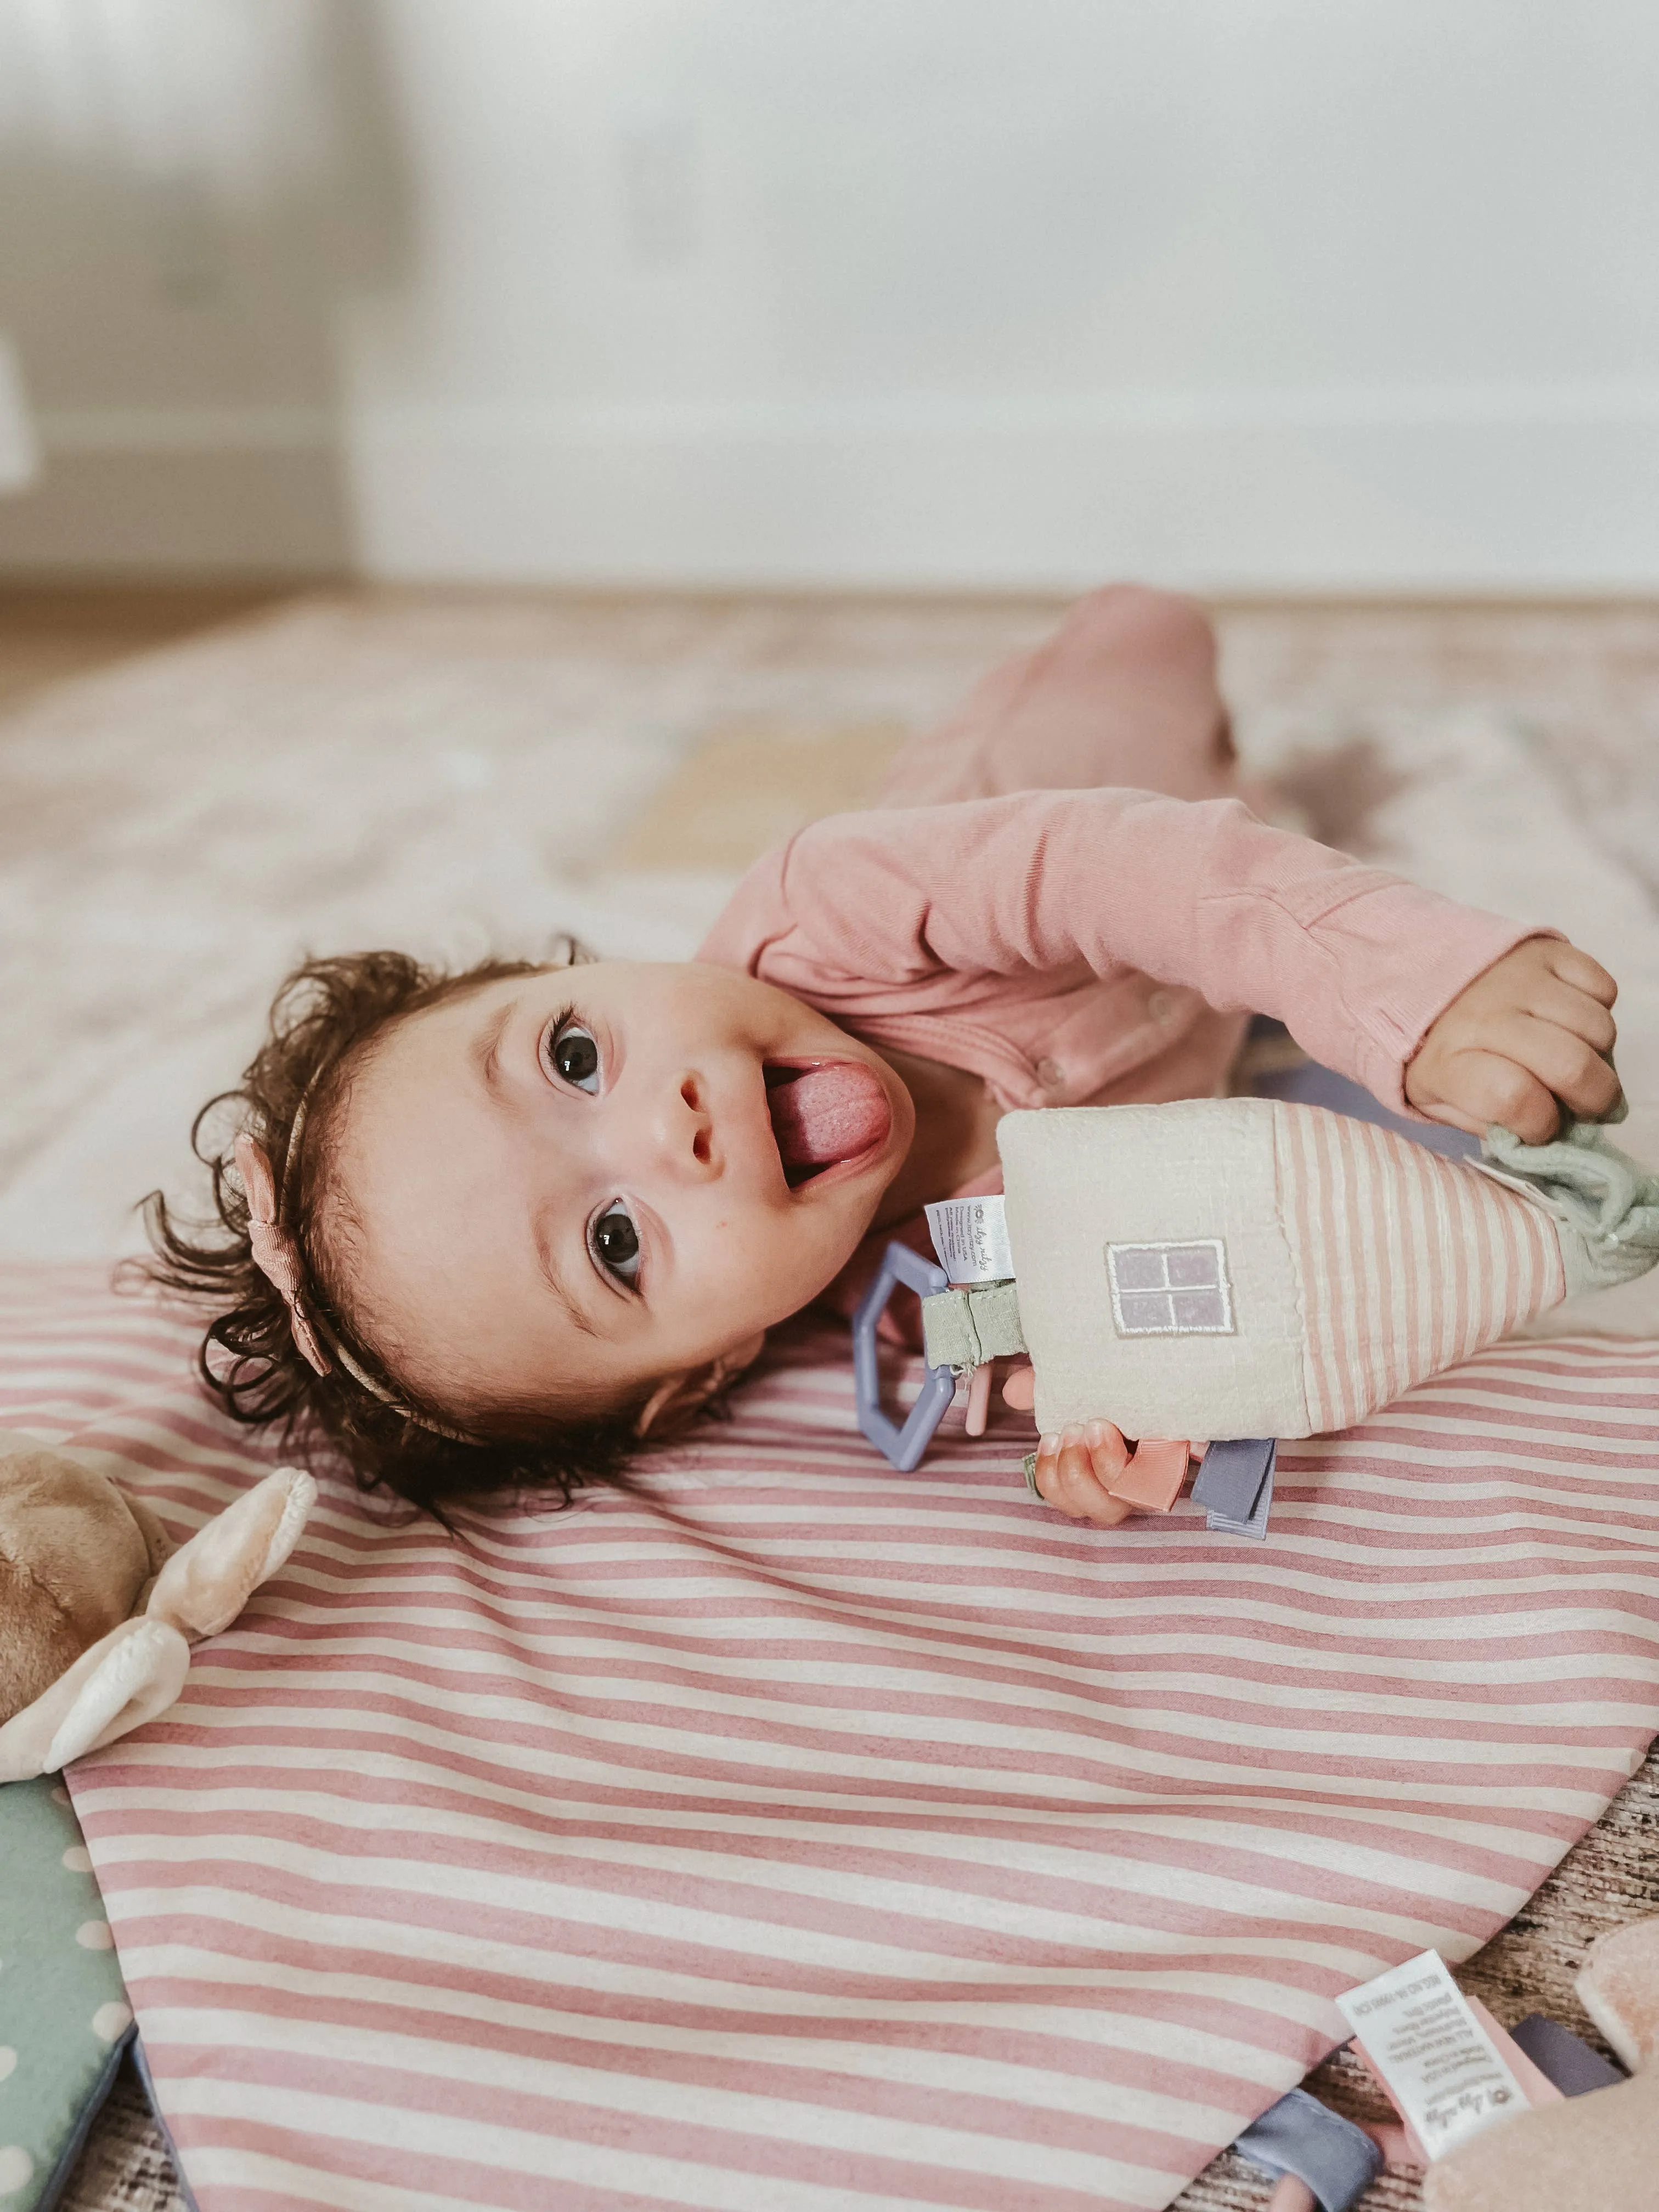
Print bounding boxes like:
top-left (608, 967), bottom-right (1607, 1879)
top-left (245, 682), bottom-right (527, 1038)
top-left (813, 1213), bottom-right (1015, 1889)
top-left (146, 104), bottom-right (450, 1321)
top-left (4, 1265), bottom-right (1658, 2212)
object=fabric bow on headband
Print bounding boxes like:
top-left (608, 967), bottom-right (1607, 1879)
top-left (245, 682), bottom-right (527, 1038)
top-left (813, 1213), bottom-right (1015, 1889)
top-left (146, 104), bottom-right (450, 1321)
top-left (232, 1127), bottom-right (471, 1441)
top-left (234, 1132), bottom-right (331, 1378)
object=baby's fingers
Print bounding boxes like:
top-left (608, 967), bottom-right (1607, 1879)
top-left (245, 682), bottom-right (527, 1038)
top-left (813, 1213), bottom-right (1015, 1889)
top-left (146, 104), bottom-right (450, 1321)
top-left (1414, 1048), bottom-right (1558, 1141)
top-left (1524, 1018), bottom-right (1623, 1122)
top-left (1031, 1423), bottom-right (1133, 1525)
top-left (1480, 1012), bottom-right (1622, 1131)
top-left (1547, 940), bottom-right (1618, 1008)
top-left (1001, 1365), bottom-right (1036, 1414)
top-left (1529, 975), bottom-right (1617, 1056)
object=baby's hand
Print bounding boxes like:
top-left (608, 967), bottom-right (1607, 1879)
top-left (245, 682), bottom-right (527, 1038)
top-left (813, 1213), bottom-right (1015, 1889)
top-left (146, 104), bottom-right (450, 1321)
top-left (1001, 1367), bottom-right (1196, 1526)
top-left (1406, 939), bottom-right (1620, 1144)
top-left (1030, 1420), bottom-right (1136, 1525)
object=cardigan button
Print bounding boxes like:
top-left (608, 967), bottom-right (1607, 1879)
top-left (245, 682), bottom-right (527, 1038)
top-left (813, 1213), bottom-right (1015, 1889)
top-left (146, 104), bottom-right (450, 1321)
top-left (1036, 1057), bottom-right (1064, 1089)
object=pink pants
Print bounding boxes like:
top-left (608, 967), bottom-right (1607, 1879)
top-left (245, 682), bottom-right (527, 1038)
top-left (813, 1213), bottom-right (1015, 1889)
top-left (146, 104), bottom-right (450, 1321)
top-left (876, 585), bottom-right (1240, 814)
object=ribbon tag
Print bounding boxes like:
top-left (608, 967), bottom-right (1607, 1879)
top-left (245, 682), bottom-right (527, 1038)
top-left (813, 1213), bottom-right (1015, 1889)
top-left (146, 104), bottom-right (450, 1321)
top-left (1193, 1436), bottom-right (1277, 1538)
top-left (923, 1194), bottom-right (1015, 1285)
top-left (1336, 1951), bottom-right (1528, 2160)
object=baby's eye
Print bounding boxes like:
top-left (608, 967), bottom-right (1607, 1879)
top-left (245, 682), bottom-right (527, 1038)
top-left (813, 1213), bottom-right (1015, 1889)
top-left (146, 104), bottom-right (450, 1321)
top-left (548, 1018), bottom-right (601, 1093)
top-left (589, 1200), bottom-right (641, 1286)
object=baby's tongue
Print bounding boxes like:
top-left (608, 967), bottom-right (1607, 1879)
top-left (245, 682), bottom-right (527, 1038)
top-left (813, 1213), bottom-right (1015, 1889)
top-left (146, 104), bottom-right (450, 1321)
top-left (769, 1062), bottom-right (890, 1172)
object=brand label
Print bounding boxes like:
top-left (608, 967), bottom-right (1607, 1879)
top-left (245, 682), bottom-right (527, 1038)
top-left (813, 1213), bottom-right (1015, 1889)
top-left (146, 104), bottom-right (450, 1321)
top-left (1336, 1951), bottom-right (1527, 2160)
top-left (924, 1195), bottom-right (1015, 1285)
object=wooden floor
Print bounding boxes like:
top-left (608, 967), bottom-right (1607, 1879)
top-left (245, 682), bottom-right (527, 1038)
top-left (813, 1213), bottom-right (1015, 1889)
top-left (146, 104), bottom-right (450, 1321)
top-left (0, 585), bottom-right (298, 709)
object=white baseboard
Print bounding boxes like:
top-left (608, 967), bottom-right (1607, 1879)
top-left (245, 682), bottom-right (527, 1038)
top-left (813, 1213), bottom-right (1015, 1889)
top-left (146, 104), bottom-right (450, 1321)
top-left (0, 410), bottom-right (347, 578)
top-left (7, 390), bottom-right (1659, 589)
top-left (346, 390), bottom-right (1659, 592)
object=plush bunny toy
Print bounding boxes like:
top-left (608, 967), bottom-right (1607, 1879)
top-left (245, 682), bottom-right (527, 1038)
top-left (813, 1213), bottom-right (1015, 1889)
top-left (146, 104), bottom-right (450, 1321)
top-left (0, 1429), bottom-right (314, 1783)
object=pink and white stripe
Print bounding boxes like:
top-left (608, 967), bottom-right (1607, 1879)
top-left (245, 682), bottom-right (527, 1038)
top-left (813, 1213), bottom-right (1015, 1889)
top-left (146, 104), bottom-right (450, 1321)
top-left (3, 1263), bottom-right (1658, 2212)
top-left (1275, 1107), bottom-right (1566, 1437)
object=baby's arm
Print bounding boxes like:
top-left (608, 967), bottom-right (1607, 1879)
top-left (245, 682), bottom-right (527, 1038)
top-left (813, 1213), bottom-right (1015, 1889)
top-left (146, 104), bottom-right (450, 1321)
top-left (711, 785), bottom-right (1615, 1129)
top-left (716, 789), bottom-right (1621, 1525)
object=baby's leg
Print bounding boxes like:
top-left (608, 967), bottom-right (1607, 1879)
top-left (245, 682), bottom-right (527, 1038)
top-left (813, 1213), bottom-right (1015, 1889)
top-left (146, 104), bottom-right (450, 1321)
top-left (878, 584), bottom-right (1238, 810)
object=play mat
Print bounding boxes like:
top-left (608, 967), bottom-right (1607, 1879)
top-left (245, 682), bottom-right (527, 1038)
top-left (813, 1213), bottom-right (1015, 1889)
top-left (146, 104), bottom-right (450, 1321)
top-left (5, 1263), bottom-right (1657, 2212)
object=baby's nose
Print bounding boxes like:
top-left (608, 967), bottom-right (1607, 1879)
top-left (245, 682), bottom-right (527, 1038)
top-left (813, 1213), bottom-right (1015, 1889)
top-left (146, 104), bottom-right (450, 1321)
top-left (658, 1072), bottom-right (716, 1176)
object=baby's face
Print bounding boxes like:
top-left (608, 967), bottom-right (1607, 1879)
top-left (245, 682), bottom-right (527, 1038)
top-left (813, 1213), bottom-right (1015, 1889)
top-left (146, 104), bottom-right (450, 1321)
top-left (330, 961), bottom-right (915, 1425)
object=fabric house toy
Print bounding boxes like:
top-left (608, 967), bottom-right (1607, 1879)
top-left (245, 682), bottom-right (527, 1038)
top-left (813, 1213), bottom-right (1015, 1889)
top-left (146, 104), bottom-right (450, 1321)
top-left (907, 1099), bottom-right (1659, 1462)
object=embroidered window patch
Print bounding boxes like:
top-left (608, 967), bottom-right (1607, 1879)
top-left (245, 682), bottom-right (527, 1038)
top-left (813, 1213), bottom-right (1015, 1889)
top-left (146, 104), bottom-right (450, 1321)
top-left (1106, 1239), bottom-right (1234, 1335)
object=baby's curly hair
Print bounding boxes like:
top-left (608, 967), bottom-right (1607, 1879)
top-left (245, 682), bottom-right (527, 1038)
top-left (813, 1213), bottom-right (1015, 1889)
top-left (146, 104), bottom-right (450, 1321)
top-left (143, 945), bottom-right (650, 1517)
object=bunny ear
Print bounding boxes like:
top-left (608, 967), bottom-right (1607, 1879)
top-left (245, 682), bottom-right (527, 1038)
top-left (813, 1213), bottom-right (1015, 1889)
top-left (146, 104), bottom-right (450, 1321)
top-left (146, 1467), bottom-right (316, 1642)
top-left (0, 1617), bottom-right (191, 1782)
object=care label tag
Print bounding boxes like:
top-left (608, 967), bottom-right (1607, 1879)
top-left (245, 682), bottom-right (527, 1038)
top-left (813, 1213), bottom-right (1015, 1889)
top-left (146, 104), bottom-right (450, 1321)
top-left (1336, 1951), bottom-right (1528, 2160)
top-left (923, 1195), bottom-right (1015, 1285)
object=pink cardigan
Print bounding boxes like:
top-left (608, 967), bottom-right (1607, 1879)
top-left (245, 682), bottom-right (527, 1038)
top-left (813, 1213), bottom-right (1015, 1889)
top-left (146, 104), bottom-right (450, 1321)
top-left (698, 786), bottom-right (1533, 1121)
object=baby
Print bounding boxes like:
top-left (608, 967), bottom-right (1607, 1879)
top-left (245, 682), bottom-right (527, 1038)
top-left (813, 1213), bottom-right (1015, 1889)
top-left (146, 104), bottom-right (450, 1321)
top-left (148, 588), bottom-right (1621, 1522)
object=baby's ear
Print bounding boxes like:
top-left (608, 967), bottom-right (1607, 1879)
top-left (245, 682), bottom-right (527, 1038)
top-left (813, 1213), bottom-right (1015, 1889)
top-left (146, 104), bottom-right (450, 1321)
top-left (635, 1334), bottom-right (766, 1438)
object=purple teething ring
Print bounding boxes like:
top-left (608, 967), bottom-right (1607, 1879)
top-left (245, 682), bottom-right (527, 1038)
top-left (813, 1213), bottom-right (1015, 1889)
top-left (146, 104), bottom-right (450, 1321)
top-left (853, 1240), bottom-right (955, 1472)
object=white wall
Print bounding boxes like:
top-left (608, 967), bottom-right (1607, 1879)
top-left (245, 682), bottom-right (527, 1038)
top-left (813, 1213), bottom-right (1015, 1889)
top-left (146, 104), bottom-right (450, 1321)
top-left (2, 0), bottom-right (1658, 589)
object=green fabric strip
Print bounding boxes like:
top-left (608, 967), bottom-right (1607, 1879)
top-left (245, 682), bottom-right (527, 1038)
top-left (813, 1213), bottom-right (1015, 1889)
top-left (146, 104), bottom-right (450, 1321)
top-left (1482, 1117), bottom-right (1659, 1297)
top-left (921, 1282), bottom-right (1028, 1373)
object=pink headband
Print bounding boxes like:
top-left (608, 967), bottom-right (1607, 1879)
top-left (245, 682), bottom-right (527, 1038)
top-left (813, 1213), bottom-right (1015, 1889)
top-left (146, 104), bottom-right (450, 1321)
top-left (233, 1111), bottom-right (472, 1444)
top-left (234, 1130), bottom-right (330, 1377)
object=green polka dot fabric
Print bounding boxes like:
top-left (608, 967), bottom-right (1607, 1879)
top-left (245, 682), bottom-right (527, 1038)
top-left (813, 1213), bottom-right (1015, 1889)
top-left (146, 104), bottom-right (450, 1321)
top-left (0, 1777), bottom-right (133, 2210)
